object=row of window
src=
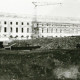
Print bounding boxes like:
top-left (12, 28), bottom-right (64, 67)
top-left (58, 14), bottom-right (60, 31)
top-left (0, 35), bottom-right (31, 38)
top-left (3, 27), bottom-right (75, 33)
top-left (9, 35), bottom-right (30, 38)
top-left (37, 23), bottom-right (51, 26)
top-left (4, 27), bottom-right (30, 33)
top-left (1, 21), bottom-right (80, 27)
top-left (37, 23), bottom-right (55, 26)
top-left (37, 23), bottom-right (79, 27)
top-left (41, 28), bottom-right (75, 33)
top-left (41, 28), bottom-right (62, 33)
top-left (15, 28), bottom-right (29, 33)
top-left (37, 23), bottom-right (68, 27)
top-left (3, 21), bottom-right (29, 25)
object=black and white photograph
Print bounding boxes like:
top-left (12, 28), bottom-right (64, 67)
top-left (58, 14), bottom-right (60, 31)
top-left (0, 0), bottom-right (80, 80)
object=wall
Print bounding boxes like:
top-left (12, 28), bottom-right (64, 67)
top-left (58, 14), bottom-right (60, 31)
top-left (33, 22), bottom-right (80, 38)
top-left (0, 16), bottom-right (32, 41)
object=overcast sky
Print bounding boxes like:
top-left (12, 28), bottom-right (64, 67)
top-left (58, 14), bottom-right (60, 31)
top-left (0, 0), bottom-right (80, 18)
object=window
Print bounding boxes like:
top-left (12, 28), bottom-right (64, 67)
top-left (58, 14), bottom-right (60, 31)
top-left (22, 22), bottom-right (23, 25)
top-left (10, 22), bottom-right (12, 25)
top-left (4, 27), bottom-right (7, 32)
top-left (42, 36), bottom-right (44, 38)
top-left (42, 24), bottom-right (43, 26)
top-left (27, 28), bottom-right (29, 33)
top-left (60, 29), bottom-right (62, 33)
top-left (42, 28), bottom-right (43, 33)
top-left (21, 35), bottom-right (24, 38)
top-left (4, 21), bottom-right (7, 24)
top-left (10, 35), bottom-right (13, 38)
top-left (21, 28), bottom-right (23, 33)
top-left (56, 29), bottom-right (57, 33)
top-left (27, 22), bottom-right (29, 25)
top-left (15, 35), bottom-right (18, 38)
top-left (47, 23), bottom-right (48, 26)
top-left (31, 36), bottom-right (33, 38)
top-left (47, 28), bottom-right (48, 33)
top-left (10, 27), bottom-right (12, 32)
top-left (16, 28), bottom-right (18, 33)
top-left (16, 22), bottom-right (18, 25)
top-left (37, 23), bottom-right (38, 26)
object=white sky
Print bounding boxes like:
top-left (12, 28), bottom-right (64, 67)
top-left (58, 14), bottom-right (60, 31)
top-left (0, 0), bottom-right (80, 18)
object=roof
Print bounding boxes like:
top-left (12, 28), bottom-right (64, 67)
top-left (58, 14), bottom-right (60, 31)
top-left (0, 13), bottom-right (80, 24)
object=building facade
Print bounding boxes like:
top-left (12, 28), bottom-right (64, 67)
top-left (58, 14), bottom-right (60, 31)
top-left (0, 14), bottom-right (80, 42)
top-left (33, 22), bottom-right (80, 38)
top-left (0, 14), bottom-right (32, 42)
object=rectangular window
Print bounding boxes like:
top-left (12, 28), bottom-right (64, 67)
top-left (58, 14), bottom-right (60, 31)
top-left (42, 28), bottom-right (43, 33)
top-left (4, 27), bottom-right (7, 32)
top-left (21, 28), bottom-right (23, 33)
top-left (10, 27), bottom-right (12, 32)
top-left (56, 29), bottom-right (57, 33)
top-left (47, 28), bottom-right (48, 33)
top-left (4, 21), bottom-right (7, 24)
top-left (16, 28), bottom-right (18, 33)
top-left (16, 22), bottom-right (18, 25)
top-left (42, 24), bottom-right (43, 26)
top-left (27, 28), bottom-right (29, 33)
top-left (60, 29), bottom-right (62, 33)
top-left (22, 22), bottom-right (23, 25)
top-left (10, 22), bottom-right (12, 25)
top-left (27, 22), bottom-right (29, 25)
top-left (37, 23), bottom-right (38, 26)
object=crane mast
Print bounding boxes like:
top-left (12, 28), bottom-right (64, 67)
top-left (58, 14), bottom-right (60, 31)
top-left (32, 1), bottom-right (62, 38)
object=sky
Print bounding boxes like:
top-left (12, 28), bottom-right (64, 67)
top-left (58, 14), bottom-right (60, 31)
top-left (0, 0), bottom-right (80, 18)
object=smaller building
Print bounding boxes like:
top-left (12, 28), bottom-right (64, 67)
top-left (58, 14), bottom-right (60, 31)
top-left (32, 22), bottom-right (80, 38)
top-left (0, 14), bottom-right (32, 42)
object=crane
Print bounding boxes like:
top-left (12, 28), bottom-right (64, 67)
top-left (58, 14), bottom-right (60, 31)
top-left (32, 2), bottom-right (62, 21)
top-left (32, 1), bottom-right (62, 38)
top-left (32, 2), bottom-right (62, 7)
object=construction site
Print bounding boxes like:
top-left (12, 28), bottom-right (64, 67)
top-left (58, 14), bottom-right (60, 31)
top-left (0, 0), bottom-right (80, 80)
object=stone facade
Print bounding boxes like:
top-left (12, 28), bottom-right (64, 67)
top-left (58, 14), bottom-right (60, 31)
top-left (33, 22), bottom-right (80, 38)
top-left (0, 15), bottom-right (32, 41)
top-left (0, 14), bottom-right (80, 42)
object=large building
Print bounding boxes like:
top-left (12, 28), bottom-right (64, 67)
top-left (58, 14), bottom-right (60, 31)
top-left (0, 14), bottom-right (32, 42)
top-left (0, 13), bottom-right (80, 42)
